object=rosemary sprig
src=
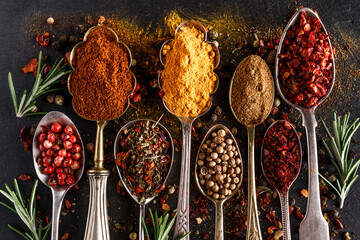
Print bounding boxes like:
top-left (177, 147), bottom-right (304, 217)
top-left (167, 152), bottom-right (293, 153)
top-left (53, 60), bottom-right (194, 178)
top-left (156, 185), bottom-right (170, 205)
top-left (8, 51), bottom-right (72, 118)
top-left (319, 113), bottom-right (360, 208)
top-left (0, 179), bottom-right (51, 240)
top-left (141, 209), bottom-right (190, 240)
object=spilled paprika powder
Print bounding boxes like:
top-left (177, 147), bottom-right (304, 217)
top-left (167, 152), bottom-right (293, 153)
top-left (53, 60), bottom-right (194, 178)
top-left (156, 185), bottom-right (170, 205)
top-left (69, 26), bottom-right (133, 120)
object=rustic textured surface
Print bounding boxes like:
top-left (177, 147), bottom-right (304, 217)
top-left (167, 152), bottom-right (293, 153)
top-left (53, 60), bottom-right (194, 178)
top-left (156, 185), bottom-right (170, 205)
top-left (0, 0), bottom-right (359, 239)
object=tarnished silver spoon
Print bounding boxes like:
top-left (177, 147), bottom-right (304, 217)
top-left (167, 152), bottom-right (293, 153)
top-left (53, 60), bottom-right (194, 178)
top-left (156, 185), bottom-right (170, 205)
top-left (261, 120), bottom-right (302, 240)
top-left (114, 119), bottom-right (174, 240)
top-left (158, 20), bottom-right (220, 240)
top-left (275, 7), bottom-right (335, 240)
top-left (32, 111), bottom-right (85, 240)
top-left (195, 124), bottom-right (243, 240)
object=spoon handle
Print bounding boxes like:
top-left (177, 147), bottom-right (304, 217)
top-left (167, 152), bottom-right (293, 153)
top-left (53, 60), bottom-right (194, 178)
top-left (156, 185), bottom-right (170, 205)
top-left (279, 191), bottom-right (291, 240)
top-left (214, 201), bottom-right (224, 240)
top-left (139, 205), bottom-right (146, 240)
top-left (51, 189), bottom-right (66, 240)
top-left (84, 121), bottom-right (110, 240)
top-left (174, 122), bottom-right (192, 240)
top-left (246, 126), bottom-right (262, 240)
top-left (299, 110), bottom-right (329, 240)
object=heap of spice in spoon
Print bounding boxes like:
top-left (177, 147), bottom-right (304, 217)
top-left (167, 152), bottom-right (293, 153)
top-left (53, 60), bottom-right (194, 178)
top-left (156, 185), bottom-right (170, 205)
top-left (115, 120), bottom-right (171, 203)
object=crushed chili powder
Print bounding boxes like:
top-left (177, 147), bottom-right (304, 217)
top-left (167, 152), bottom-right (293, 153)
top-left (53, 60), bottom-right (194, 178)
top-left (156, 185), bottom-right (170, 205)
top-left (262, 120), bottom-right (301, 193)
top-left (69, 26), bottom-right (133, 120)
top-left (278, 11), bottom-right (334, 107)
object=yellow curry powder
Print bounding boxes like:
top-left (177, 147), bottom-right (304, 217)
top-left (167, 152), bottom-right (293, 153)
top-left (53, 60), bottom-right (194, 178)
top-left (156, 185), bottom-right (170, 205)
top-left (161, 26), bottom-right (217, 117)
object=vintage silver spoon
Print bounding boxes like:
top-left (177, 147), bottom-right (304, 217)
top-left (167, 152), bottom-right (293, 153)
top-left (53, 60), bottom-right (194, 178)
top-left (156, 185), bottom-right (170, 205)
top-left (261, 120), bottom-right (302, 240)
top-left (32, 111), bottom-right (85, 240)
top-left (194, 124), bottom-right (243, 240)
top-left (114, 119), bottom-right (174, 240)
top-left (229, 56), bottom-right (274, 240)
top-left (275, 7), bottom-right (335, 240)
top-left (68, 25), bottom-right (137, 240)
top-left (158, 20), bottom-right (220, 240)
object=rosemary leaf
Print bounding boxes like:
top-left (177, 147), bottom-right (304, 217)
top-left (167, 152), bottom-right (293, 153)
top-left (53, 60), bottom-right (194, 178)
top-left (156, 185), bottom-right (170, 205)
top-left (8, 51), bottom-right (71, 118)
top-left (320, 113), bottom-right (360, 208)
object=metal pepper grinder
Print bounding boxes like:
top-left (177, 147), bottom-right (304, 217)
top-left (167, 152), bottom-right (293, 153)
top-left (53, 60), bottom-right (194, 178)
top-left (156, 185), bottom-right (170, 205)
top-left (83, 121), bottom-right (110, 240)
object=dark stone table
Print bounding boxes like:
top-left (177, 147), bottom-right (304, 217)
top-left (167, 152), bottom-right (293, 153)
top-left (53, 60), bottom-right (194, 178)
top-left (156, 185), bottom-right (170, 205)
top-left (0, 0), bottom-right (359, 239)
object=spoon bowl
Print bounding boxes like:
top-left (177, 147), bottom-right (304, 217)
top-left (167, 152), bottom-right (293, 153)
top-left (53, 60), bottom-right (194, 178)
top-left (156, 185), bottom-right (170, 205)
top-left (114, 119), bottom-right (174, 240)
top-left (261, 120), bottom-right (302, 240)
top-left (32, 111), bottom-right (85, 240)
top-left (275, 7), bottom-right (335, 240)
top-left (194, 124), bottom-right (243, 240)
top-left (157, 20), bottom-right (220, 239)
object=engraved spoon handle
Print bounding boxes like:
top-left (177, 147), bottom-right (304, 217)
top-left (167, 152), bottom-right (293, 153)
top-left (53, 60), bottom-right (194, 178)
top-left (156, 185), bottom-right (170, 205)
top-left (279, 191), bottom-right (291, 240)
top-left (246, 126), bottom-right (262, 240)
top-left (299, 109), bottom-right (329, 240)
top-left (174, 122), bottom-right (192, 240)
top-left (84, 121), bottom-right (110, 240)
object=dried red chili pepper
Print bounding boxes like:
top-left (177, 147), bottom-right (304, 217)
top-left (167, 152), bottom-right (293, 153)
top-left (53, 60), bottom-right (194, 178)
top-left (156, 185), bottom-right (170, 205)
top-left (262, 120), bottom-right (301, 193)
top-left (296, 207), bottom-right (305, 220)
top-left (278, 11), bottom-right (334, 107)
top-left (332, 218), bottom-right (343, 230)
top-left (20, 126), bottom-right (33, 152)
top-left (36, 33), bottom-right (50, 47)
top-left (265, 210), bottom-right (281, 225)
top-left (18, 174), bottom-right (32, 181)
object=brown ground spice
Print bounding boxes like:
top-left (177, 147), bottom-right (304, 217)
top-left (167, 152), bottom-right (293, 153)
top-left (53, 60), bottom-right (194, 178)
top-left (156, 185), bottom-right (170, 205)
top-left (69, 26), bottom-right (133, 121)
top-left (230, 55), bottom-right (274, 127)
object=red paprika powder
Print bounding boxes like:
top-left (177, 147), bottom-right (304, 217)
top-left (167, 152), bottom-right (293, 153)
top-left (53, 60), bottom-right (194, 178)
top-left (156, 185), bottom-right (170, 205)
top-left (69, 26), bottom-right (133, 120)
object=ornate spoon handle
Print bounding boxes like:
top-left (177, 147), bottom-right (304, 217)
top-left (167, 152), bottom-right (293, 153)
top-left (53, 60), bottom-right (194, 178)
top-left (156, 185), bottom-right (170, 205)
top-left (174, 123), bottom-right (192, 240)
top-left (246, 127), bottom-right (262, 240)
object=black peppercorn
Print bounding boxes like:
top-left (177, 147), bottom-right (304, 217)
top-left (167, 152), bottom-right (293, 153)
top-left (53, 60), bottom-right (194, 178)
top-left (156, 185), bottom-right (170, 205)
top-left (211, 114), bottom-right (218, 122)
top-left (202, 125), bottom-right (209, 133)
top-left (289, 197), bottom-right (295, 207)
top-left (328, 191), bottom-right (337, 201)
top-left (51, 41), bottom-right (62, 51)
top-left (69, 35), bottom-right (79, 44)
top-left (214, 105), bottom-right (222, 115)
top-left (329, 209), bottom-right (340, 219)
top-left (74, 24), bottom-right (85, 34)
top-left (41, 54), bottom-right (49, 63)
top-left (59, 35), bottom-right (68, 43)
top-left (321, 170), bottom-right (330, 178)
top-left (208, 30), bottom-right (219, 40)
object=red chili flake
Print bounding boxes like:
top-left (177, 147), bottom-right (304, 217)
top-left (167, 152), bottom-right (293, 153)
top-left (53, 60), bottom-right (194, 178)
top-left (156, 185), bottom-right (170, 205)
top-left (289, 206), bottom-right (294, 215)
top-left (46, 216), bottom-right (50, 225)
top-left (265, 210), bottom-right (281, 225)
top-left (20, 126), bottom-right (33, 152)
top-left (18, 174), bottom-right (32, 181)
top-left (159, 90), bottom-right (164, 98)
top-left (71, 184), bottom-right (79, 190)
top-left (36, 195), bottom-right (41, 200)
top-left (278, 11), bottom-right (334, 108)
top-left (270, 106), bottom-right (278, 115)
top-left (61, 232), bottom-right (70, 240)
top-left (36, 33), bottom-right (50, 47)
top-left (21, 58), bottom-right (38, 74)
top-left (65, 199), bottom-right (72, 209)
top-left (332, 218), bottom-right (343, 230)
top-left (296, 207), bottom-right (305, 220)
top-left (262, 120), bottom-right (301, 193)
top-left (201, 232), bottom-right (209, 239)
